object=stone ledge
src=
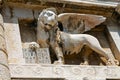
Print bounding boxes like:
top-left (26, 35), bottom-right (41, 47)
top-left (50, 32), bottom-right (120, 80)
top-left (4, 0), bottom-right (116, 17)
top-left (9, 64), bottom-right (120, 79)
top-left (5, 0), bottom-right (118, 7)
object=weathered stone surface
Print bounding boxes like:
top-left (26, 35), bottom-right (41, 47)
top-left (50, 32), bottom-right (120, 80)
top-left (4, 17), bottom-right (25, 64)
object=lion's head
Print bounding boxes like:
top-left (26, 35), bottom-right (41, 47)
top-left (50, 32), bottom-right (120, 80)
top-left (38, 8), bottom-right (58, 30)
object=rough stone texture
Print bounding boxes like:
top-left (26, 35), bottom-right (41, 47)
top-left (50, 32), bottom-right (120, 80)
top-left (0, 14), bottom-right (11, 80)
top-left (4, 17), bottom-right (25, 64)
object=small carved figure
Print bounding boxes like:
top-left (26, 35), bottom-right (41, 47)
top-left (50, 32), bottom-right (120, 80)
top-left (37, 8), bottom-right (119, 65)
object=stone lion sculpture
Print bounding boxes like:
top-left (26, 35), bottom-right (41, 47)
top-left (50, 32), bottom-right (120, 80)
top-left (37, 8), bottom-right (119, 65)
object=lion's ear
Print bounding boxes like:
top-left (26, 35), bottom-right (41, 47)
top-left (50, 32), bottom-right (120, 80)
top-left (58, 13), bottom-right (106, 33)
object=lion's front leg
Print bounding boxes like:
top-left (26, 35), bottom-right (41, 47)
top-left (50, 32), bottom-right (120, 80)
top-left (53, 46), bottom-right (64, 65)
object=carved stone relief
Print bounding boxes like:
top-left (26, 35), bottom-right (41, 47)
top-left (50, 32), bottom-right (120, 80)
top-left (23, 46), bottom-right (51, 64)
top-left (9, 64), bottom-right (120, 79)
top-left (36, 8), bottom-right (119, 66)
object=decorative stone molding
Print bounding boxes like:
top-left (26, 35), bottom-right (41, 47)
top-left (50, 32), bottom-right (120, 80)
top-left (9, 64), bottom-right (120, 79)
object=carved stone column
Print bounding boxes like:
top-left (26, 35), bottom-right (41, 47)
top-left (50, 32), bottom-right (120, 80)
top-left (0, 14), bottom-right (11, 80)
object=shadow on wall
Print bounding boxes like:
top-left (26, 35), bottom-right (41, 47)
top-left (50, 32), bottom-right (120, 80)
top-left (19, 19), bottom-right (37, 43)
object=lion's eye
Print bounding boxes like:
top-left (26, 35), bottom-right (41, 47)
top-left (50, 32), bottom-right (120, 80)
top-left (47, 12), bottom-right (53, 16)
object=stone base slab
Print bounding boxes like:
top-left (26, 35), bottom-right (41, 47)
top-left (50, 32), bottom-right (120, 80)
top-left (9, 64), bottom-right (120, 79)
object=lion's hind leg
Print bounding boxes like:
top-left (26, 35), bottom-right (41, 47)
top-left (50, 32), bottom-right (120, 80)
top-left (87, 36), bottom-right (119, 65)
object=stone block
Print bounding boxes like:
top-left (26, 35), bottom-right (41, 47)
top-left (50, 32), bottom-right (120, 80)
top-left (4, 17), bottom-right (25, 64)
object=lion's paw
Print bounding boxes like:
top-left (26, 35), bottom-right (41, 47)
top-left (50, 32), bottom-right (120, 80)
top-left (53, 61), bottom-right (64, 65)
top-left (80, 62), bottom-right (89, 65)
top-left (113, 59), bottom-right (119, 65)
top-left (107, 59), bottom-right (119, 66)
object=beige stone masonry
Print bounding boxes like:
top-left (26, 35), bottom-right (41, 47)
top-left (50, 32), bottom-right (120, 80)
top-left (4, 17), bottom-right (25, 64)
